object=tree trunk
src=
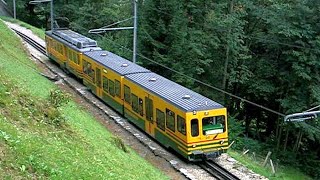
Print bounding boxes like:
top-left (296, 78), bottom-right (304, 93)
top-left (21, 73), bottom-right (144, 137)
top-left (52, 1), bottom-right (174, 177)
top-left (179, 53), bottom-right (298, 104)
top-left (276, 124), bottom-right (283, 151)
top-left (283, 126), bottom-right (290, 151)
top-left (293, 130), bottom-right (303, 153)
top-left (222, 0), bottom-right (234, 102)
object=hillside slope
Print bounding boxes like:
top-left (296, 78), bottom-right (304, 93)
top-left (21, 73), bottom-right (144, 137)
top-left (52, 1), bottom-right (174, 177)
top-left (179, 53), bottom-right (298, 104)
top-left (0, 20), bottom-right (167, 179)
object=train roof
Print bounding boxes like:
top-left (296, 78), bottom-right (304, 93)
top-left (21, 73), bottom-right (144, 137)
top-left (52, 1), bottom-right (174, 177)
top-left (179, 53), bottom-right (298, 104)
top-left (125, 72), bottom-right (224, 112)
top-left (83, 50), bottom-right (150, 75)
top-left (45, 29), bottom-right (101, 52)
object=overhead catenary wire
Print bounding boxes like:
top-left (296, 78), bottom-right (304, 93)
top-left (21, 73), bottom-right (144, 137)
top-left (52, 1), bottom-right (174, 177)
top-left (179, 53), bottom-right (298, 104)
top-left (305, 105), bottom-right (320, 112)
top-left (100, 37), bottom-right (286, 117)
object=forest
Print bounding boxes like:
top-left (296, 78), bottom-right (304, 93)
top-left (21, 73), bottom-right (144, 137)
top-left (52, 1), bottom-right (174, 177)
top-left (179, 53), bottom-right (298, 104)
top-left (6, 0), bottom-right (320, 178)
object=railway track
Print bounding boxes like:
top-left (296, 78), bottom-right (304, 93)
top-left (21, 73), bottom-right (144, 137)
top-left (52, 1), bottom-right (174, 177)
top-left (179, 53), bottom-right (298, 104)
top-left (13, 28), bottom-right (242, 180)
top-left (199, 160), bottom-right (241, 180)
top-left (12, 29), bottom-right (47, 55)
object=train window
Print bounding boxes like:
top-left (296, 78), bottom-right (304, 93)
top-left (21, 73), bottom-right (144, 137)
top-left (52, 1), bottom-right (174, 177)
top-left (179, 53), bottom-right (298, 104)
top-left (96, 68), bottom-right (101, 88)
top-left (191, 119), bottom-right (199, 137)
top-left (83, 60), bottom-right (91, 75)
top-left (90, 69), bottom-right (95, 82)
top-left (166, 109), bottom-right (175, 132)
top-left (202, 116), bottom-right (225, 135)
top-left (145, 97), bottom-right (153, 121)
top-left (102, 77), bottom-right (108, 92)
top-left (109, 80), bottom-right (115, 96)
top-left (71, 51), bottom-right (74, 62)
top-left (156, 109), bottom-right (165, 131)
top-left (177, 115), bottom-right (186, 135)
top-left (71, 52), bottom-right (76, 63)
top-left (59, 44), bottom-right (63, 54)
top-left (68, 50), bottom-right (71, 60)
top-left (115, 80), bottom-right (121, 97)
top-left (138, 98), bottom-right (143, 116)
top-left (74, 53), bottom-right (78, 64)
top-left (131, 94), bottom-right (139, 113)
top-left (124, 85), bottom-right (131, 103)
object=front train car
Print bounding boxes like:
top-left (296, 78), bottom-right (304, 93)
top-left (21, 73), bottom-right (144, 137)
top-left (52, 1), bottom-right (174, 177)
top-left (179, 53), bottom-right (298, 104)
top-left (124, 72), bottom-right (228, 161)
top-left (185, 105), bottom-right (228, 161)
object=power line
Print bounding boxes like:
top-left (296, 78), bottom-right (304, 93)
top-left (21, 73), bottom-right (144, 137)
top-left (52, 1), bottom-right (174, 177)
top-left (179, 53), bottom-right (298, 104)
top-left (101, 37), bottom-right (286, 117)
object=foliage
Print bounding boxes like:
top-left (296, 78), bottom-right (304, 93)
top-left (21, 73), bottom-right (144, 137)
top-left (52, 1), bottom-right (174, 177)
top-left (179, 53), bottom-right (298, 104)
top-left (112, 136), bottom-right (129, 153)
top-left (227, 115), bottom-right (244, 144)
top-left (48, 89), bottom-right (70, 108)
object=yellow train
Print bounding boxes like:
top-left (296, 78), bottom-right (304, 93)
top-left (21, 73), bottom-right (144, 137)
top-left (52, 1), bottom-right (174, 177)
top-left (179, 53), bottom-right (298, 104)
top-left (45, 29), bottom-right (229, 161)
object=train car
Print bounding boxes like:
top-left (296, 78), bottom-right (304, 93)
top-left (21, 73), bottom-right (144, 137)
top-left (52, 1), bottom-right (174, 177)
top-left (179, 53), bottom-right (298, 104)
top-left (45, 29), bottom-right (101, 78)
top-left (45, 29), bottom-right (229, 161)
top-left (82, 50), bottom-right (150, 113)
top-left (123, 72), bottom-right (228, 161)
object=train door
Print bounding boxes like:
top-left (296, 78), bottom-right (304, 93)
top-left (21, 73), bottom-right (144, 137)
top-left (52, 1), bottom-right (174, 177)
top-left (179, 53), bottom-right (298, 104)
top-left (96, 67), bottom-right (102, 97)
top-left (145, 94), bottom-right (155, 136)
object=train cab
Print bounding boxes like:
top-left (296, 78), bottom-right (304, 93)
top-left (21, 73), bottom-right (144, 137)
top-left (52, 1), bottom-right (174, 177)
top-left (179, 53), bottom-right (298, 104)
top-left (186, 108), bottom-right (228, 161)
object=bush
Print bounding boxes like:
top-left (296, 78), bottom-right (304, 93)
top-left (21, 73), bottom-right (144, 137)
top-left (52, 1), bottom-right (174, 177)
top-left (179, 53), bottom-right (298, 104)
top-left (48, 89), bottom-right (70, 108)
top-left (112, 136), bottom-right (129, 153)
top-left (228, 115), bottom-right (245, 149)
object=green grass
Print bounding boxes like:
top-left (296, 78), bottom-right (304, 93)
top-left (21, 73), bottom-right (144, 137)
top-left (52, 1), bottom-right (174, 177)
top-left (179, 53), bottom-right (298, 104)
top-left (228, 149), bottom-right (312, 180)
top-left (1, 16), bottom-right (45, 39)
top-left (0, 19), bottom-right (167, 179)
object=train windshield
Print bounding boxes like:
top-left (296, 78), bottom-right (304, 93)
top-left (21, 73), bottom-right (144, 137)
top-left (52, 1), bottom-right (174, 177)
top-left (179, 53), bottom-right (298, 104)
top-left (202, 116), bottom-right (225, 135)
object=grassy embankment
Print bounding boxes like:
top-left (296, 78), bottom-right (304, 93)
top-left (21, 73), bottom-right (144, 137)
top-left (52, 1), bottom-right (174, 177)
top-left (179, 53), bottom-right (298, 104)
top-left (1, 16), bottom-right (45, 39)
top-left (0, 18), bottom-right (167, 179)
top-left (228, 150), bottom-right (311, 180)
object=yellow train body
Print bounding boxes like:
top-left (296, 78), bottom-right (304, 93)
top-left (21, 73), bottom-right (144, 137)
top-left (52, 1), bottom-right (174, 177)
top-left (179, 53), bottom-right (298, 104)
top-left (45, 29), bottom-right (228, 161)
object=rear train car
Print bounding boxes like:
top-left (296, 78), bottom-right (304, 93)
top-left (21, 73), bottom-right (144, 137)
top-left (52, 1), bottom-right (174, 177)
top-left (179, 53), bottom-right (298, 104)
top-left (45, 29), bottom-right (101, 78)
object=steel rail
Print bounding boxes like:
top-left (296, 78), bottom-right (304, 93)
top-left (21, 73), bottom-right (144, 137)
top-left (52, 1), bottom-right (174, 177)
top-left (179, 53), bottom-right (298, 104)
top-left (12, 29), bottom-right (47, 55)
top-left (199, 161), bottom-right (240, 180)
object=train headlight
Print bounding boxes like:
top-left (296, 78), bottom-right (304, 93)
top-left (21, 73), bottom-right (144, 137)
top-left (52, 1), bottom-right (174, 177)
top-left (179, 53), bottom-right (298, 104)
top-left (193, 110), bottom-right (197, 115)
top-left (192, 144), bottom-right (196, 148)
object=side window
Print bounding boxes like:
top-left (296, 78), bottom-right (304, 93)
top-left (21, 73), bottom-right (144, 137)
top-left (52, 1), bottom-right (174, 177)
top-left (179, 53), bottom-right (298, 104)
top-left (109, 80), bottom-right (115, 96)
top-left (68, 50), bottom-right (71, 60)
top-left (102, 76), bottom-right (108, 92)
top-left (124, 85), bottom-right (131, 103)
top-left (177, 115), bottom-right (186, 135)
top-left (90, 69), bottom-right (95, 82)
top-left (59, 44), bottom-right (63, 54)
top-left (191, 119), bottom-right (199, 137)
top-left (131, 94), bottom-right (138, 113)
top-left (83, 60), bottom-right (92, 77)
top-left (83, 60), bottom-right (87, 73)
top-left (115, 80), bottom-right (121, 97)
top-left (138, 98), bottom-right (143, 116)
top-left (145, 97), bottom-right (153, 121)
top-left (166, 109), bottom-right (175, 132)
top-left (156, 109), bottom-right (165, 131)
top-left (73, 52), bottom-right (77, 64)
top-left (72, 52), bottom-right (76, 63)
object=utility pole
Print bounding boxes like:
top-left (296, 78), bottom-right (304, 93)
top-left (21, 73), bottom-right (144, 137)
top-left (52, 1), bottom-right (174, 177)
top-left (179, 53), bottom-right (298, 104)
top-left (89, 0), bottom-right (138, 63)
top-left (50, 0), bottom-right (53, 30)
top-left (13, 0), bottom-right (16, 19)
top-left (133, 0), bottom-right (138, 63)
